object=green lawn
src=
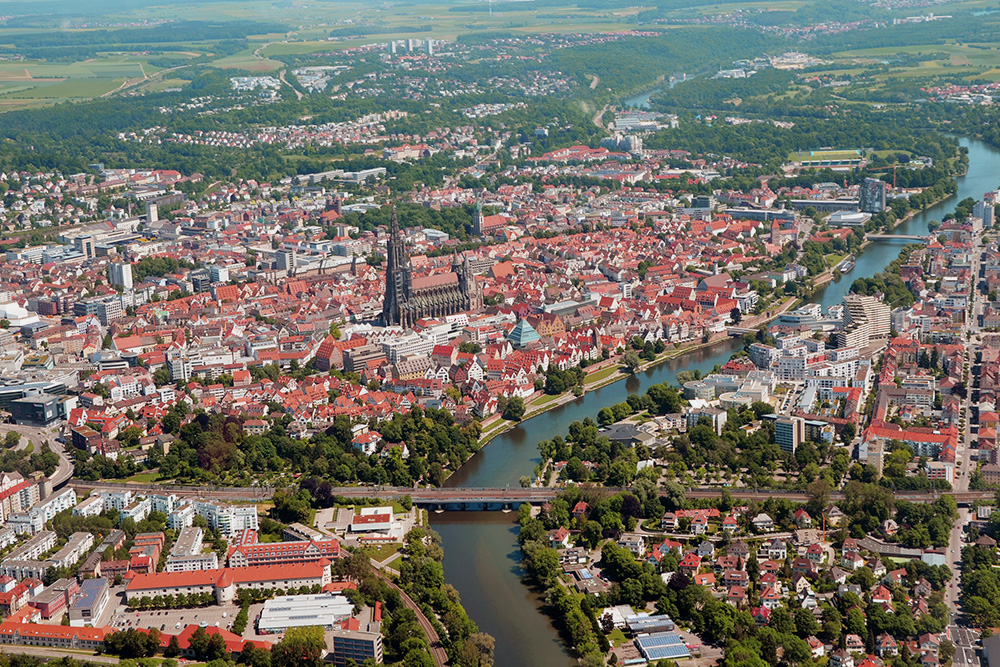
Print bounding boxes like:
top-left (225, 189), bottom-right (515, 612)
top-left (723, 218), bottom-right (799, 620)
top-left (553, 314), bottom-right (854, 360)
top-left (585, 366), bottom-right (622, 385)
top-left (531, 393), bottom-right (561, 407)
top-left (789, 149), bottom-right (862, 162)
top-left (363, 542), bottom-right (402, 562)
top-left (825, 253), bottom-right (848, 268)
top-left (125, 471), bottom-right (162, 483)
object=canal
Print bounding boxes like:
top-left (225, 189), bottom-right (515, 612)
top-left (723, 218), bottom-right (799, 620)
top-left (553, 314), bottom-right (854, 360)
top-left (429, 137), bottom-right (1000, 666)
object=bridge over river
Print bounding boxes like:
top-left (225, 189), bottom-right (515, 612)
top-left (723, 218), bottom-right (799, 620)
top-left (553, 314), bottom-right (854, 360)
top-left (865, 233), bottom-right (926, 242)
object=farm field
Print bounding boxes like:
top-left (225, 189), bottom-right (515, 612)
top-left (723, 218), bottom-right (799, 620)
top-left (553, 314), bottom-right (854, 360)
top-left (0, 55), bottom-right (156, 110)
top-left (831, 41), bottom-right (1000, 81)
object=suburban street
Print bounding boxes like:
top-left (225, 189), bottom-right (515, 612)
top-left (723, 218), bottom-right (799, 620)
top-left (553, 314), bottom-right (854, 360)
top-left (944, 219), bottom-right (986, 667)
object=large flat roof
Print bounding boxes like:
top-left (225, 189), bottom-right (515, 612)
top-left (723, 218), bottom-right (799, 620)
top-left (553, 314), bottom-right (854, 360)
top-left (258, 593), bottom-right (353, 632)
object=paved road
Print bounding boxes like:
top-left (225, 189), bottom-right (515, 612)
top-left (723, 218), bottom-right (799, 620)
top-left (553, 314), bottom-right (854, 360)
top-left (1, 422), bottom-right (73, 489)
top-left (943, 223), bottom-right (986, 667)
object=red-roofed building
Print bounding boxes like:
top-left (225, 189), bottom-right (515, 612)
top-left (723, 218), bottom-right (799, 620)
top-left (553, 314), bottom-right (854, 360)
top-left (0, 621), bottom-right (108, 651)
top-left (228, 536), bottom-right (341, 568)
top-left (125, 562), bottom-right (331, 604)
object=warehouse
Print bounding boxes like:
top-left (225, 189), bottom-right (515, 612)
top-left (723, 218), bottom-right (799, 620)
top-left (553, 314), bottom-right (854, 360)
top-left (257, 593), bottom-right (354, 634)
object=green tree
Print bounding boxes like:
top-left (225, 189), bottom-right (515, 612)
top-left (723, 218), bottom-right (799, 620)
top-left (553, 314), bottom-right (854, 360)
top-left (271, 626), bottom-right (326, 667)
top-left (623, 350), bottom-right (641, 374)
top-left (502, 396), bottom-right (525, 421)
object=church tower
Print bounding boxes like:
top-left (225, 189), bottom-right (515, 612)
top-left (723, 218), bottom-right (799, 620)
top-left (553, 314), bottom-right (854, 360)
top-left (472, 197), bottom-right (483, 237)
top-left (382, 207), bottom-right (411, 326)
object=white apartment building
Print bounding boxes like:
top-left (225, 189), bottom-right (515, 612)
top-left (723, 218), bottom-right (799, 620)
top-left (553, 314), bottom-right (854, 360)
top-left (72, 496), bottom-right (104, 518)
top-left (167, 504), bottom-right (196, 531)
top-left (98, 491), bottom-right (133, 512)
top-left (193, 502), bottom-right (258, 536)
top-left (34, 488), bottom-right (77, 522)
top-left (120, 497), bottom-right (151, 523)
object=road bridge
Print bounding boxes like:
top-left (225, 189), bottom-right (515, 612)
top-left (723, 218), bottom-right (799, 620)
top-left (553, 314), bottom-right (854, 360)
top-left (865, 234), bottom-right (926, 242)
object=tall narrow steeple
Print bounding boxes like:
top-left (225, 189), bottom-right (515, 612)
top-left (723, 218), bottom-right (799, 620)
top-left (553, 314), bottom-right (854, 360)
top-left (472, 194), bottom-right (483, 237)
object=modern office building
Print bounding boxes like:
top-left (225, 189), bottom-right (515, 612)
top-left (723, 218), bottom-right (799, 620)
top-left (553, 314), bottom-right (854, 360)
top-left (9, 394), bottom-right (61, 426)
top-left (328, 629), bottom-right (384, 666)
top-left (68, 578), bottom-right (110, 627)
top-left (109, 262), bottom-right (133, 290)
top-left (774, 416), bottom-right (805, 454)
top-left (859, 177), bottom-right (887, 214)
top-left (275, 249), bottom-right (296, 276)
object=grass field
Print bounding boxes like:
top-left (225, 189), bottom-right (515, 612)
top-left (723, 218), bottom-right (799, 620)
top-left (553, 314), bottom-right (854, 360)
top-left (689, 0), bottom-right (807, 15)
top-left (585, 365), bottom-right (622, 385)
top-left (789, 149), bottom-right (862, 161)
top-left (211, 52), bottom-right (284, 72)
top-left (362, 542), bottom-right (402, 562)
top-left (4, 78), bottom-right (124, 99)
top-left (825, 253), bottom-right (848, 268)
top-left (126, 471), bottom-right (162, 483)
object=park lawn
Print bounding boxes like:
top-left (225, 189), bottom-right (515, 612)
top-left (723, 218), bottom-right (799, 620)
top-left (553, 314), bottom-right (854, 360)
top-left (585, 365), bottom-right (621, 385)
top-left (531, 393), bottom-right (561, 408)
top-left (825, 253), bottom-right (848, 268)
top-left (125, 471), bottom-right (162, 483)
top-left (363, 542), bottom-right (402, 562)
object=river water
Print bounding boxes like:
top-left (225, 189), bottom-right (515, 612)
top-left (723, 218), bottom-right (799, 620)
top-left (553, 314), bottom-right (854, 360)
top-left (429, 137), bottom-right (1000, 666)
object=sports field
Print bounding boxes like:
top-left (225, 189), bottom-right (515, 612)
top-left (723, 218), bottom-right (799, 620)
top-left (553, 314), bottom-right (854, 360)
top-left (789, 149), bottom-right (862, 161)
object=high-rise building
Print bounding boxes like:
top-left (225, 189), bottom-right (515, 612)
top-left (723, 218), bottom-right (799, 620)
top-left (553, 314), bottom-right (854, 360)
top-left (974, 200), bottom-right (995, 228)
top-left (275, 249), bottom-right (296, 276)
top-left (145, 202), bottom-right (159, 223)
top-left (836, 294), bottom-right (891, 348)
top-left (109, 262), bottom-right (133, 290)
top-left (73, 236), bottom-right (95, 259)
top-left (388, 41), bottom-right (397, 55)
top-left (774, 416), bottom-right (805, 453)
top-left (425, 39), bottom-right (434, 55)
top-left (859, 178), bottom-right (887, 214)
top-left (381, 208), bottom-right (482, 328)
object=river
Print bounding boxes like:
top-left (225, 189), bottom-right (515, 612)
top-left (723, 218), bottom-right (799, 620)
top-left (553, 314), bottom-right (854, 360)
top-left (429, 137), bottom-right (1000, 666)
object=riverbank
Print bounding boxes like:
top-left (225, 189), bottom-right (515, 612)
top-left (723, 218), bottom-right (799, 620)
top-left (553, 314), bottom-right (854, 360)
top-left (430, 136), bottom-right (1000, 667)
top-left (474, 294), bottom-right (800, 453)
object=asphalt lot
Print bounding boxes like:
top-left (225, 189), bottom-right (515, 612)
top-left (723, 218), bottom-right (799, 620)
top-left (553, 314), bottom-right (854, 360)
top-left (111, 603), bottom-right (242, 636)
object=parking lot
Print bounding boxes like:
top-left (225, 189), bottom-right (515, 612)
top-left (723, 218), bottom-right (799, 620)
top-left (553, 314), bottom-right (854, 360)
top-left (110, 603), bottom-right (244, 637)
